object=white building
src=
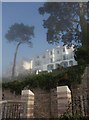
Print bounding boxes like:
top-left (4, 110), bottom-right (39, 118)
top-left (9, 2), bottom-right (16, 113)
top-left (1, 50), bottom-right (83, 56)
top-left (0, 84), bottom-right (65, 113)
top-left (17, 45), bottom-right (77, 75)
top-left (28, 45), bottom-right (77, 73)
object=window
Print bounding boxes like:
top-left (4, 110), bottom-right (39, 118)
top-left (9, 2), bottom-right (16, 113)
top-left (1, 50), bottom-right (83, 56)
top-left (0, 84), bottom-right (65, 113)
top-left (50, 58), bottom-right (53, 63)
top-left (43, 55), bottom-right (45, 58)
top-left (50, 51), bottom-right (52, 55)
top-left (70, 54), bottom-right (73, 59)
top-left (57, 50), bottom-right (59, 54)
top-left (56, 59), bottom-right (60, 62)
top-left (69, 60), bottom-right (73, 66)
top-left (47, 64), bottom-right (54, 70)
top-left (63, 62), bottom-right (68, 67)
top-left (63, 47), bottom-right (65, 52)
top-left (63, 54), bottom-right (69, 60)
top-left (35, 61), bottom-right (40, 66)
top-left (63, 55), bottom-right (66, 60)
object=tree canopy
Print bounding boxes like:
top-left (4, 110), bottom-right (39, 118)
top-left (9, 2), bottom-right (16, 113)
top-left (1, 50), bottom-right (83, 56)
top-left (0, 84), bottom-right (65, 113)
top-left (5, 23), bottom-right (34, 46)
top-left (5, 23), bottom-right (34, 78)
top-left (39, 2), bottom-right (89, 47)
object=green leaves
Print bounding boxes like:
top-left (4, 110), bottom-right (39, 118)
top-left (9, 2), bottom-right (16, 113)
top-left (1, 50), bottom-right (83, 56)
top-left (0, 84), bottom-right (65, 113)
top-left (5, 23), bottom-right (35, 78)
top-left (74, 47), bottom-right (89, 65)
top-left (39, 2), bottom-right (88, 46)
top-left (3, 64), bottom-right (86, 94)
top-left (5, 23), bottom-right (34, 45)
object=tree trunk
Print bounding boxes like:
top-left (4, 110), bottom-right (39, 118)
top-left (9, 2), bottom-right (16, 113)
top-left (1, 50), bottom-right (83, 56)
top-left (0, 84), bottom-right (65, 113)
top-left (11, 42), bottom-right (22, 79)
top-left (79, 3), bottom-right (88, 48)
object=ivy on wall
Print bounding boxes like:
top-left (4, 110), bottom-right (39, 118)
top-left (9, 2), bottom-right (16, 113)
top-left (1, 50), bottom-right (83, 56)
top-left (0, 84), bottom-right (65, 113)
top-left (2, 63), bottom-right (86, 95)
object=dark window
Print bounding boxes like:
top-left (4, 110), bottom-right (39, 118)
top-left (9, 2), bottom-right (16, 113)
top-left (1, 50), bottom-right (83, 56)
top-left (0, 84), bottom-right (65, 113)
top-left (63, 55), bottom-right (66, 60)
top-left (35, 61), bottom-right (40, 66)
top-left (50, 51), bottom-right (52, 55)
top-left (63, 48), bottom-right (65, 52)
top-left (47, 64), bottom-right (54, 70)
top-left (50, 58), bottom-right (53, 63)
top-left (43, 55), bottom-right (45, 58)
top-left (63, 62), bottom-right (68, 67)
top-left (56, 59), bottom-right (60, 61)
top-left (69, 61), bottom-right (73, 66)
top-left (57, 50), bottom-right (59, 54)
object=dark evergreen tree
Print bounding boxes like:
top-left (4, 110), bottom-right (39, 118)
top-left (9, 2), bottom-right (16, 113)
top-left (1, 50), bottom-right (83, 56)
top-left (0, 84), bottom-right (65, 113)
top-left (5, 23), bottom-right (34, 78)
top-left (39, 2), bottom-right (89, 48)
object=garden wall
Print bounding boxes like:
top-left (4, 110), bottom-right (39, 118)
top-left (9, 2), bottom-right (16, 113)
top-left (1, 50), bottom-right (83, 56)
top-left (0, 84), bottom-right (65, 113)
top-left (3, 88), bottom-right (58, 118)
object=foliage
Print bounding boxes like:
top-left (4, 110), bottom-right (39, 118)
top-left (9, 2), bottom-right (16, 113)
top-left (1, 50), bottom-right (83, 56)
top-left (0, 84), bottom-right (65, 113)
top-left (2, 64), bottom-right (86, 94)
top-left (5, 23), bottom-right (34, 45)
top-left (5, 23), bottom-right (34, 78)
top-left (39, 2), bottom-right (89, 73)
top-left (39, 2), bottom-right (88, 47)
top-left (74, 19), bottom-right (89, 65)
top-left (74, 46), bottom-right (89, 65)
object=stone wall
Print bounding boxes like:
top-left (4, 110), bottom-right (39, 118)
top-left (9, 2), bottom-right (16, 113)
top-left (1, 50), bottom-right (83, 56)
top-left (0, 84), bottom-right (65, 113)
top-left (71, 65), bottom-right (89, 116)
top-left (32, 88), bottom-right (58, 118)
top-left (50, 89), bottom-right (58, 118)
top-left (2, 66), bottom-right (89, 117)
top-left (2, 88), bottom-right (58, 118)
top-left (81, 65), bottom-right (89, 116)
top-left (2, 89), bottom-right (21, 100)
top-left (33, 88), bottom-right (51, 118)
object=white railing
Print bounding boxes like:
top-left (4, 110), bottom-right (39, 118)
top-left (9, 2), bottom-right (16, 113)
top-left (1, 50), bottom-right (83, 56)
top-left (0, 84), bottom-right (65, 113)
top-left (0, 100), bottom-right (26, 119)
top-left (0, 89), bottom-right (34, 119)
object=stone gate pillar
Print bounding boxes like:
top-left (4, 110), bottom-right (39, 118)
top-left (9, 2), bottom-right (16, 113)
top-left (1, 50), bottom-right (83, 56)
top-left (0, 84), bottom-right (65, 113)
top-left (57, 86), bottom-right (72, 117)
top-left (21, 90), bottom-right (34, 118)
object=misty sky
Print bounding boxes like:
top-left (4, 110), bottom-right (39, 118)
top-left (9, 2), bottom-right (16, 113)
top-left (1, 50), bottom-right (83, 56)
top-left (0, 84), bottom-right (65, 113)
top-left (2, 2), bottom-right (57, 75)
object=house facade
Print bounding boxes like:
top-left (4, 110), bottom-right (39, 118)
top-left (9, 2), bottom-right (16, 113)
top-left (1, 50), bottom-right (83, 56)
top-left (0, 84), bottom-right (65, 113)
top-left (23, 45), bottom-right (77, 74)
top-left (23, 46), bottom-right (77, 73)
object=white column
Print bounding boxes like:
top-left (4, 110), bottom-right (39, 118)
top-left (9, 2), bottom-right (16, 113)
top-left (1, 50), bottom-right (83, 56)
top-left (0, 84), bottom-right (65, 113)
top-left (57, 86), bottom-right (72, 117)
top-left (21, 90), bottom-right (34, 118)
